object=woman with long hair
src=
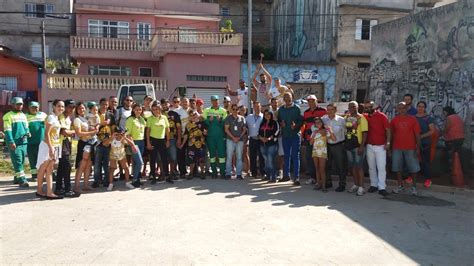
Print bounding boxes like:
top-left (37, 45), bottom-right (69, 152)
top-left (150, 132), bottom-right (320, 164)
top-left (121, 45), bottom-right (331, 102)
top-left (415, 101), bottom-right (436, 188)
top-left (36, 99), bottom-right (65, 199)
top-left (258, 110), bottom-right (280, 182)
top-left (73, 102), bottom-right (98, 193)
top-left (125, 103), bottom-right (146, 186)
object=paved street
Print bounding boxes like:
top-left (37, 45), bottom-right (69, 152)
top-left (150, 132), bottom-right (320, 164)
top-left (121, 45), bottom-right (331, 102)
top-left (1, 176), bottom-right (473, 265)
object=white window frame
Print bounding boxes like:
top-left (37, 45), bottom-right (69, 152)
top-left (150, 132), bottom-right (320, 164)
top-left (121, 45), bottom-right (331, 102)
top-left (137, 23), bottom-right (152, 40)
top-left (220, 7), bottom-right (230, 16)
top-left (139, 67), bottom-right (153, 77)
top-left (355, 19), bottom-right (378, 40)
top-left (88, 19), bottom-right (130, 39)
top-left (25, 3), bottom-right (54, 18)
top-left (31, 44), bottom-right (49, 58)
top-left (0, 77), bottom-right (18, 91)
top-left (88, 65), bottom-right (131, 76)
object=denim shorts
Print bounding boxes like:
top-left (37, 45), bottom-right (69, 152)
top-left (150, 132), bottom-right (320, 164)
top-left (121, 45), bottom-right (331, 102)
top-left (391, 149), bottom-right (420, 173)
top-left (346, 147), bottom-right (365, 168)
top-left (167, 139), bottom-right (177, 162)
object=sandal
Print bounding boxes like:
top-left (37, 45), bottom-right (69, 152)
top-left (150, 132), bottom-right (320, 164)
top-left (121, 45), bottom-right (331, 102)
top-left (82, 186), bottom-right (92, 191)
top-left (46, 194), bottom-right (64, 200)
top-left (313, 184), bottom-right (322, 190)
top-left (35, 192), bottom-right (46, 198)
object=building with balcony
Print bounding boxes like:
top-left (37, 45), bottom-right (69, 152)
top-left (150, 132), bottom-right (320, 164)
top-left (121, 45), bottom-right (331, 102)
top-left (0, 0), bottom-right (71, 62)
top-left (48, 0), bottom-right (243, 105)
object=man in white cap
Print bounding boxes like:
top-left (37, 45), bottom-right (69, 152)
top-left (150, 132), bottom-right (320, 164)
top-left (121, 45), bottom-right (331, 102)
top-left (26, 101), bottom-right (47, 180)
top-left (223, 96), bottom-right (231, 114)
top-left (3, 97), bottom-right (30, 187)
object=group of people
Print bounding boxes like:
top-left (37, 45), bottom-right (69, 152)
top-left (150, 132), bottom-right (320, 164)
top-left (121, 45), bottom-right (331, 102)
top-left (1, 65), bottom-right (466, 200)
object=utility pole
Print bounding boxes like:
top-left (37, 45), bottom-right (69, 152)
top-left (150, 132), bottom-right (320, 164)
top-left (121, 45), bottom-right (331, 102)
top-left (41, 20), bottom-right (46, 73)
top-left (247, 0), bottom-right (252, 109)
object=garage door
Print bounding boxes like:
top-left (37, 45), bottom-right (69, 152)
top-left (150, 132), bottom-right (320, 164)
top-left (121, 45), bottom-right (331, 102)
top-left (186, 88), bottom-right (226, 107)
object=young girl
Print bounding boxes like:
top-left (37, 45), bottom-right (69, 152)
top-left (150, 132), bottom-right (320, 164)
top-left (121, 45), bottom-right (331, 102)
top-left (87, 102), bottom-right (100, 145)
top-left (310, 117), bottom-right (336, 192)
top-left (182, 110), bottom-right (207, 179)
top-left (107, 128), bottom-right (137, 191)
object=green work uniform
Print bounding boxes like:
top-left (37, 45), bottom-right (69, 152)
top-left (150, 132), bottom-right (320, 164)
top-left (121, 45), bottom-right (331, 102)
top-left (3, 111), bottom-right (30, 183)
top-left (202, 106), bottom-right (227, 176)
top-left (26, 111), bottom-right (47, 178)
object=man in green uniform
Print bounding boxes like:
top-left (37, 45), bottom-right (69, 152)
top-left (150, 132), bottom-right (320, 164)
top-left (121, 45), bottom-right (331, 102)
top-left (202, 95), bottom-right (227, 179)
top-left (26, 101), bottom-right (47, 180)
top-left (3, 97), bottom-right (30, 187)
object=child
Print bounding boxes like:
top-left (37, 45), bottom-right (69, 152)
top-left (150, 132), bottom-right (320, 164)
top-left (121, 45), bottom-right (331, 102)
top-left (181, 110), bottom-right (207, 179)
top-left (107, 128), bottom-right (137, 191)
top-left (87, 102), bottom-right (100, 145)
top-left (310, 117), bottom-right (336, 192)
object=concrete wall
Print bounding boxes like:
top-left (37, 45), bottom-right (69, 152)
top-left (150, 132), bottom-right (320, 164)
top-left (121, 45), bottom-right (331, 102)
top-left (272, 0), bottom-right (336, 62)
top-left (240, 62), bottom-right (336, 102)
top-left (0, 0), bottom-right (71, 61)
top-left (338, 0), bottom-right (414, 10)
top-left (369, 0), bottom-right (473, 149)
top-left (77, 58), bottom-right (160, 77)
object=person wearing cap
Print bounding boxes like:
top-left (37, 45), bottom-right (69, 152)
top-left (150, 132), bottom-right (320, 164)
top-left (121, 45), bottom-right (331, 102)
top-left (3, 97), bottom-right (30, 187)
top-left (202, 95), bottom-right (228, 178)
top-left (252, 63), bottom-right (272, 107)
top-left (55, 99), bottom-right (79, 197)
top-left (223, 96), bottom-right (231, 114)
top-left (226, 80), bottom-right (250, 109)
top-left (301, 95), bottom-right (327, 185)
top-left (26, 101), bottom-right (47, 180)
top-left (171, 96), bottom-right (189, 178)
top-left (196, 98), bottom-right (204, 114)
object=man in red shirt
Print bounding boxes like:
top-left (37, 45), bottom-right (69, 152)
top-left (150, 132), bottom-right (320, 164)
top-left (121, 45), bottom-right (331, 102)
top-left (364, 101), bottom-right (391, 197)
top-left (302, 95), bottom-right (327, 185)
top-left (390, 102), bottom-right (421, 195)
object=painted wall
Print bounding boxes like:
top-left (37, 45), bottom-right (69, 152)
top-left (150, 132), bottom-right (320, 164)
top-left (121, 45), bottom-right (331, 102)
top-left (272, 0), bottom-right (336, 62)
top-left (370, 0), bottom-right (473, 148)
top-left (159, 54), bottom-right (241, 99)
top-left (240, 62), bottom-right (336, 102)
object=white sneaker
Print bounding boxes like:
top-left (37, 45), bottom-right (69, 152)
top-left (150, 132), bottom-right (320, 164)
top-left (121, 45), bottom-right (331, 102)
top-left (356, 186), bottom-right (365, 196)
top-left (305, 178), bottom-right (316, 185)
top-left (107, 183), bottom-right (114, 191)
top-left (125, 182), bottom-right (135, 189)
top-left (347, 185), bottom-right (358, 193)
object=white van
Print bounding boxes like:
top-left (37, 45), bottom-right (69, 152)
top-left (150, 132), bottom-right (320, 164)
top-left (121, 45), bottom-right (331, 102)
top-left (117, 84), bottom-right (155, 105)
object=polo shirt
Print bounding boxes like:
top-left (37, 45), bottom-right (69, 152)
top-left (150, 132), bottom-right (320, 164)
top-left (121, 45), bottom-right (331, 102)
top-left (146, 115), bottom-right (169, 139)
top-left (390, 115), bottom-right (420, 150)
top-left (224, 114), bottom-right (246, 140)
top-left (365, 111), bottom-right (390, 145)
top-left (245, 113), bottom-right (263, 138)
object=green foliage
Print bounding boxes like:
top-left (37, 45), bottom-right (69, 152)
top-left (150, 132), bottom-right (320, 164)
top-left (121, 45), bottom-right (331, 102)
top-left (45, 58), bottom-right (59, 69)
top-left (220, 19), bottom-right (234, 33)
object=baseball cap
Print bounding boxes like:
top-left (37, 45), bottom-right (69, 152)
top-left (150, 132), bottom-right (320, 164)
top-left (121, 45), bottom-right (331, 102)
top-left (223, 96), bottom-right (231, 102)
top-left (196, 98), bottom-right (204, 105)
top-left (87, 101), bottom-right (97, 109)
top-left (211, 95), bottom-right (219, 101)
top-left (11, 97), bottom-right (23, 105)
top-left (65, 99), bottom-right (76, 107)
top-left (29, 101), bottom-right (40, 108)
top-left (306, 95), bottom-right (317, 101)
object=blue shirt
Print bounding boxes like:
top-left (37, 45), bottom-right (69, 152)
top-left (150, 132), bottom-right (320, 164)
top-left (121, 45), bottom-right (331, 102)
top-left (245, 113), bottom-right (263, 138)
top-left (416, 115), bottom-right (434, 145)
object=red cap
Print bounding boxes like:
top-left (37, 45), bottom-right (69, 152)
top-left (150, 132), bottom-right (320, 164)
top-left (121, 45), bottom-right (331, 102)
top-left (196, 98), bottom-right (204, 105)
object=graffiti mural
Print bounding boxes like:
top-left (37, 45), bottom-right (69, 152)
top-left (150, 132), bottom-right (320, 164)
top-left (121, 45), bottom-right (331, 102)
top-left (273, 0), bottom-right (335, 61)
top-left (240, 63), bottom-right (336, 102)
top-left (370, 0), bottom-right (473, 148)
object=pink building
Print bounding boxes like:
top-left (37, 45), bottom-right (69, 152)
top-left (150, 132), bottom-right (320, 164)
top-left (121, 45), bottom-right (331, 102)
top-left (44, 0), bottom-right (242, 107)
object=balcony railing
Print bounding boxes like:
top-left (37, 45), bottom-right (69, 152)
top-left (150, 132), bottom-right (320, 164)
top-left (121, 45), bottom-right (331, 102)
top-left (158, 29), bottom-right (242, 46)
top-left (71, 36), bottom-right (152, 52)
top-left (47, 74), bottom-right (168, 91)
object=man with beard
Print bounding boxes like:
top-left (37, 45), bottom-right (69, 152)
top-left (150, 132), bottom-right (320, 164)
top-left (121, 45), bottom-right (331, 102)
top-left (252, 63), bottom-right (272, 108)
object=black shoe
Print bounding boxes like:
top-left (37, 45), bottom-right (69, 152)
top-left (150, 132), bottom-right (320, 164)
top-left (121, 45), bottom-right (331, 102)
top-left (368, 186), bottom-right (378, 193)
top-left (119, 173), bottom-right (125, 180)
top-left (150, 178), bottom-right (157, 185)
top-left (102, 182), bottom-right (109, 188)
top-left (200, 174), bottom-right (206, 180)
top-left (165, 178), bottom-right (174, 184)
top-left (268, 179), bottom-right (277, 183)
top-left (157, 176), bottom-right (165, 182)
top-left (379, 189), bottom-right (389, 197)
top-left (225, 175), bottom-right (231, 180)
top-left (91, 181), bottom-right (100, 188)
top-left (211, 174), bottom-right (218, 179)
top-left (278, 176), bottom-right (290, 182)
top-left (132, 180), bottom-right (142, 188)
top-left (335, 185), bottom-right (345, 192)
top-left (261, 176), bottom-right (270, 181)
top-left (19, 182), bottom-right (29, 188)
top-left (293, 180), bottom-right (301, 186)
top-left (54, 189), bottom-right (65, 196)
top-left (236, 175), bottom-right (243, 180)
top-left (326, 183), bottom-right (333, 189)
top-left (64, 191), bottom-right (80, 198)
top-left (186, 175), bottom-right (193, 180)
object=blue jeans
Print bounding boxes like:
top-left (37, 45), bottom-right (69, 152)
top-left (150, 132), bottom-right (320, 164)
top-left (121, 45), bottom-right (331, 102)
top-left (167, 139), bottom-right (177, 163)
top-left (226, 139), bottom-right (243, 176)
top-left (260, 144), bottom-right (278, 180)
top-left (420, 143), bottom-right (431, 180)
top-left (94, 144), bottom-right (110, 184)
top-left (282, 135), bottom-right (301, 180)
top-left (132, 140), bottom-right (144, 180)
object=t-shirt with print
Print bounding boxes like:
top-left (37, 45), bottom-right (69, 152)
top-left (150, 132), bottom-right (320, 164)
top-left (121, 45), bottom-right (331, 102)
top-left (165, 110), bottom-right (181, 140)
top-left (110, 138), bottom-right (126, 161)
top-left (390, 115), bottom-right (421, 150)
top-left (172, 107), bottom-right (189, 134)
top-left (97, 110), bottom-right (114, 145)
top-left (74, 116), bottom-right (92, 142)
top-left (59, 114), bottom-right (73, 156)
top-left (344, 113), bottom-right (368, 144)
top-left (47, 113), bottom-right (62, 148)
top-left (311, 126), bottom-right (331, 159)
top-left (146, 115), bottom-right (169, 139)
top-left (224, 115), bottom-right (246, 140)
top-left (184, 121), bottom-right (206, 149)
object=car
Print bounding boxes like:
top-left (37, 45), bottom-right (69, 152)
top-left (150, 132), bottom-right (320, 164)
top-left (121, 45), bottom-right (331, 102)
top-left (117, 84), bottom-right (155, 106)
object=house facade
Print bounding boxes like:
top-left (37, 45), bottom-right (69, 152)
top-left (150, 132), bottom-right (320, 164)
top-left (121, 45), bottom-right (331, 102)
top-left (44, 0), bottom-right (243, 107)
